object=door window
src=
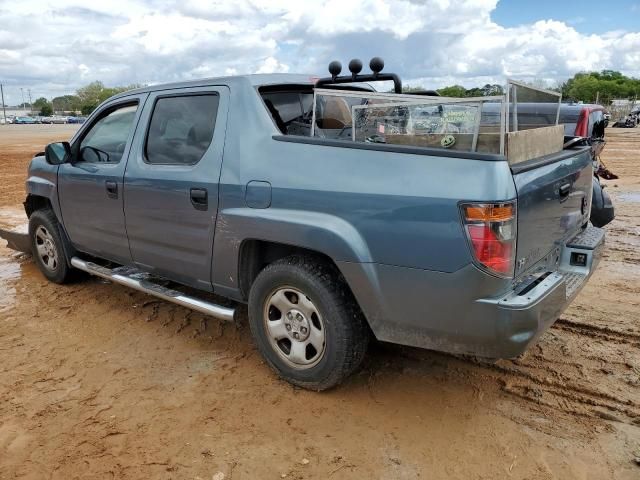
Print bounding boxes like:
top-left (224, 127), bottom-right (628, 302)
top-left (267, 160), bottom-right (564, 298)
top-left (79, 104), bottom-right (138, 163)
top-left (145, 94), bottom-right (219, 165)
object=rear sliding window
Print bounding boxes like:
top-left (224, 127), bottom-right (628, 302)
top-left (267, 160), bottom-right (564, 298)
top-left (145, 94), bottom-right (219, 165)
top-left (261, 91), bottom-right (313, 135)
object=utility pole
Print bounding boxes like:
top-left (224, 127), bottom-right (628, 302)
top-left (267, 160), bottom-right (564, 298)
top-left (28, 89), bottom-right (32, 113)
top-left (0, 84), bottom-right (6, 124)
top-left (20, 88), bottom-right (25, 111)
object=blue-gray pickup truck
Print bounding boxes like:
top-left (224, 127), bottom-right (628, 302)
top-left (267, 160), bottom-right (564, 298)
top-left (4, 62), bottom-right (605, 390)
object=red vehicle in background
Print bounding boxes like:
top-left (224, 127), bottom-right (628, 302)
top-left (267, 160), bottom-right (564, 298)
top-left (509, 102), bottom-right (615, 227)
top-left (561, 104), bottom-right (607, 157)
top-left (560, 104), bottom-right (615, 227)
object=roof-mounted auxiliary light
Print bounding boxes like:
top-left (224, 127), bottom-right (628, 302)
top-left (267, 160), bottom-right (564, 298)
top-left (369, 57), bottom-right (384, 76)
top-left (315, 56), bottom-right (402, 93)
top-left (348, 58), bottom-right (363, 80)
top-left (328, 60), bottom-right (342, 80)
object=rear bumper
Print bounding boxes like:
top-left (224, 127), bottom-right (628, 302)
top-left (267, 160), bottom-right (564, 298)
top-left (478, 224), bottom-right (604, 357)
top-left (339, 225), bottom-right (605, 358)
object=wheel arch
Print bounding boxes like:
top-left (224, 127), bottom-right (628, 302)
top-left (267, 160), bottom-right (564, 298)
top-left (213, 207), bottom-right (373, 297)
top-left (237, 239), bottom-right (346, 301)
top-left (24, 194), bottom-right (54, 217)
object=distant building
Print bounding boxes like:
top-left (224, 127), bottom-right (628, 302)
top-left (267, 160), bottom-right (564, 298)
top-left (1, 107), bottom-right (33, 117)
top-left (610, 99), bottom-right (637, 107)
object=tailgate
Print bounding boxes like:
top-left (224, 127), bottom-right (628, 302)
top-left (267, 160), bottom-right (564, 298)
top-left (512, 147), bottom-right (593, 277)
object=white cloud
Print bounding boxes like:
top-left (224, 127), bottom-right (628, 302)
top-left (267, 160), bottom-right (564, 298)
top-left (0, 0), bottom-right (637, 103)
top-left (256, 57), bottom-right (290, 74)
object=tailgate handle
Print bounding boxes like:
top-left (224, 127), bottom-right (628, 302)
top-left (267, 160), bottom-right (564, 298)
top-left (559, 183), bottom-right (571, 198)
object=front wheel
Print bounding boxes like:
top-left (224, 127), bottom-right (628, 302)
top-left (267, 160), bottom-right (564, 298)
top-left (29, 209), bottom-right (76, 284)
top-left (248, 256), bottom-right (369, 391)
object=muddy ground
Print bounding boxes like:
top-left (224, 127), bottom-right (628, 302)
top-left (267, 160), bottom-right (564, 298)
top-left (0, 124), bottom-right (638, 479)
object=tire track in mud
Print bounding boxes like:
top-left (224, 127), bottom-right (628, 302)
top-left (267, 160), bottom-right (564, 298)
top-left (552, 318), bottom-right (640, 348)
top-left (475, 359), bottom-right (640, 425)
top-left (466, 312), bottom-right (640, 424)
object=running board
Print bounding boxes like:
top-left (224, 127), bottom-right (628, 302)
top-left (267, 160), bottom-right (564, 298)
top-left (70, 257), bottom-right (235, 322)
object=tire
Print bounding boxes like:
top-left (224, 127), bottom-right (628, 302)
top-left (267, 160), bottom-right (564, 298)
top-left (29, 209), bottom-right (76, 284)
top-left (248, 255), bottom-right (369, 391)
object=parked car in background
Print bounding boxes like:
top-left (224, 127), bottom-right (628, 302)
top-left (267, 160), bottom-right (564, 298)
top-left (40, 116), bottom-right (54, 124)
top-left (67, 116), bottom-right (87, 124)
top-left (13, 116), bottom-right (38, 124)
top-left (47, 116), bottom-right (68, 124)
top-left (559, 104), bottom-right (607, 143)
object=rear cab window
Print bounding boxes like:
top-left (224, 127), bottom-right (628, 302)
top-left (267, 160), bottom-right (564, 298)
top-left (260, 88), bottom-right (314, 136)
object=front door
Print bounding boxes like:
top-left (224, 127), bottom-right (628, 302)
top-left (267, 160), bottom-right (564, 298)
top-left (123, 86), bottom-right (228, 291)
top-left (58, 96), bottom-right (147, 264)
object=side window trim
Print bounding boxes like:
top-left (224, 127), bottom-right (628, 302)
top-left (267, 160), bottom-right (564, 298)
top-left (71, 98), bottom-right (142, 164)
top-left (142, 92), bottom-right (220, 166)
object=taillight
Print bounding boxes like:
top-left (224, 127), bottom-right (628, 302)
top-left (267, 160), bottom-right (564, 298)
top-left (461, 202), bottom-right (516, 277)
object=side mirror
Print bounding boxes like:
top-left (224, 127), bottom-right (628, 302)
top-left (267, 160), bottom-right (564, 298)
top-left (79, 146), bottom-right (110, 163)
top-left (44, 142), bottom-right (71, 165)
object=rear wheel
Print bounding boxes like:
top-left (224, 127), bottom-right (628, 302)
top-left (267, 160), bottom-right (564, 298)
top-left (29, 209), bottom-right (76, 284)
top-left (248, 255), bottom-right (369, 391)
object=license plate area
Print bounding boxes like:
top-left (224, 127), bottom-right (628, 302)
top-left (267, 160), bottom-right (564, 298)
top-left (560, 224), bottom-right (605, 278)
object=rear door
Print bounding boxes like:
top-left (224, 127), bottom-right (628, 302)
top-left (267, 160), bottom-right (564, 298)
top-left (58, 96), bottom-right (147, 264)
top-left (123, 86), bottom-right (229, 291)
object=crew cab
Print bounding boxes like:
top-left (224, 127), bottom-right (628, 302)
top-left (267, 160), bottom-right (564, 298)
top-left (6, 59), bottom-right (605, 390)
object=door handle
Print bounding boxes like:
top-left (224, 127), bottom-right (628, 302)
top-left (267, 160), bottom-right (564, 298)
top-left (559, 183), bottom-right (571, 198)
top-left (105, 180), bottom-right (118, 199)
top-left (190, 188), bottom-right (208, 210)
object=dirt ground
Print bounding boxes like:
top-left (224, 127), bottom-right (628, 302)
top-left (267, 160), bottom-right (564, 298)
top-left (0, 124), bottom-right (638, 479)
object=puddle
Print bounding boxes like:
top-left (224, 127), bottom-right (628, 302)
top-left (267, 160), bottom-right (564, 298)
top-left (0, 206), bottom-right (30, 313)
top-left (0, 206), bottom-right (28, 233)
top-left (0, 253), bottom-right (22, 313)
top-left (615, 192), bottom-right (640, 203)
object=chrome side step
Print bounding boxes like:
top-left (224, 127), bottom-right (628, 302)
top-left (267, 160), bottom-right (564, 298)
top-left (70, 257), bottom-right (235, 322)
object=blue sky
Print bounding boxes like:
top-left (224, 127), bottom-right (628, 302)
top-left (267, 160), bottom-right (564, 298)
top-left (492, 0), bottom-right (640, 33)
top-left (0, 0), bottom-right (639, 102)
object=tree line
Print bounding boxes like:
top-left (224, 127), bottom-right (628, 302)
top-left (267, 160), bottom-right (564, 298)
top-left (559, 70), bottom-right (639, 104)
top-left (32, 81), bottom-right (141, 116)
top-left (413, 70), bottom-right (639, 105)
